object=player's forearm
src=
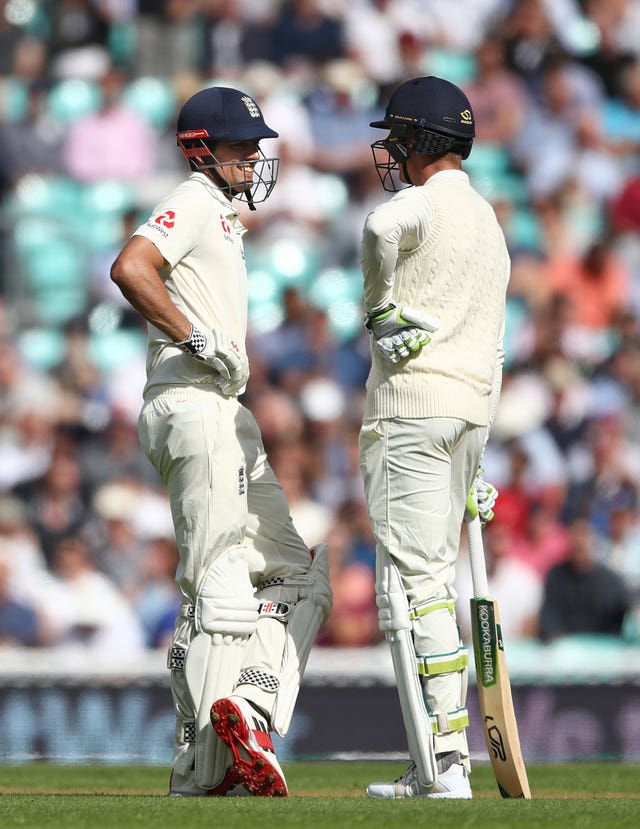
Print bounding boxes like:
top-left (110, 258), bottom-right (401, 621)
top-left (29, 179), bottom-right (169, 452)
top-left (361, 220), bottom-right (399, 312)
top-left (111, 255), bottom-right (190, 342)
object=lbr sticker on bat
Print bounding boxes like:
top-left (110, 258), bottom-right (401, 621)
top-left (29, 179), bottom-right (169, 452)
top-left (474, 600), bottom-right (499, 688)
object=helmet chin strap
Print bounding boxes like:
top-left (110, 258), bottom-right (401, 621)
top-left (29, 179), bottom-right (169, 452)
top-left (206, 165), bottom-right (256, 208)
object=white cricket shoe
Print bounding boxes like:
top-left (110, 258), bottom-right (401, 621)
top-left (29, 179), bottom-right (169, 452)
top-left (367, 753), bottom-right (472, 799)
top-left (210, 695), bottom-right (288, 797)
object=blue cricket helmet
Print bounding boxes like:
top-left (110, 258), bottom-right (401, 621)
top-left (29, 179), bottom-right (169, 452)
top-left (176, 86), bottom-right (279, 209)
top-left (177, 86), bottom-right (278, 143)
top-left (371, 75), bottom-right (474, 149)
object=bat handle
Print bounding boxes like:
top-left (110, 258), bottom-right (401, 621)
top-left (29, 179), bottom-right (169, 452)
top-left (466, 514), bottom-right (490, 599)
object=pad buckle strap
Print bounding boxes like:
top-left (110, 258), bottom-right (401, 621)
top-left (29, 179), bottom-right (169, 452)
top-left (167, 645), bottom-right (187, 671)
top-left (235, 667), bottom-right (280, 694)
top-left (429, 707), bottom-right (469, 735)
top-left (257, 576), bottom-right (286, 590)
top-left (416, 646), bottom-right (469, 676)
top-left (179, 603), bottom-right (196, 619)
top-left (181, 719), bottom-right (197, 743)
top-left (408, 597), bottom-right (456, 620)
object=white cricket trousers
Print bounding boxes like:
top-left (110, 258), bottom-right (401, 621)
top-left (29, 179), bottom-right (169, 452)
top-left (138, 385), bottom-right (311, 600)
top-left (359, 416), bottom-right (485, 756)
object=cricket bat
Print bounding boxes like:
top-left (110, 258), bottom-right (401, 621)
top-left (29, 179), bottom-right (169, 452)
top-left (466, 514), bottom-right (531, 799)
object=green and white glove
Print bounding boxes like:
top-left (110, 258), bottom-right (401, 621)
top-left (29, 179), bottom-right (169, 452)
top-left (466, 469), bottom-right (499, 525)
top-left (365, 304), bottom-right (440, 364)
top-left (175, 323), bottom-right (249, 397)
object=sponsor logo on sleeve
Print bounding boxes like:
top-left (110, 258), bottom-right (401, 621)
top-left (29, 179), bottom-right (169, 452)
top-left (155, 210), bottom-right (175, 229)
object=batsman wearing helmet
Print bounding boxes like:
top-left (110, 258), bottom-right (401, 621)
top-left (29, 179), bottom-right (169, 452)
top-left (359, 76), bottom-right (508, 798)
top-left (111, 87), bottom-right (331, 797)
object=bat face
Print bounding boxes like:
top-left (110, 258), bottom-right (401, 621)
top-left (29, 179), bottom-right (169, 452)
top-left (471, 597), bottom-right (532, 799)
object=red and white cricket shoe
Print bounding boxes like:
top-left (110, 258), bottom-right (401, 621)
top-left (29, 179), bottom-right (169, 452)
top-left (210, 695), bottom-right (288, 797)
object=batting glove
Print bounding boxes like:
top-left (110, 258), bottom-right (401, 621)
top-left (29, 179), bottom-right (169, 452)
top-left (466, 470), bottom-right (499, 525)
top-left (365, 304), bottom-right (440, 364)
top-left (175, 324), bottom-right (249, 397)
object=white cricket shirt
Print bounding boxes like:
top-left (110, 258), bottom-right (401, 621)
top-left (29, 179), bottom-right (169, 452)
top-left (133, 173), bottom-right (248, 394)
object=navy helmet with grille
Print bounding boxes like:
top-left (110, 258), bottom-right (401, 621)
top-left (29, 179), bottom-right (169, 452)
top-left (369, 76), bottom-right (474, 191)
top-left (176, 87), bottom-right (279, 208)
top-left (371, 76), bottom-right (474, 164)
top-left (177, 86), bottom-right (278, 145)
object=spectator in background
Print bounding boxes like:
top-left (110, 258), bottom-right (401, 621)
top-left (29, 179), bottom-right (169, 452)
top-left (510, 499), bottom-right (570, 579)
top-left (132, 0), bottom-right (201, 78)
top-left (544, 238), bottom-right (630, 330)
top-left (456, 519), bottom-right (543, 642)
top-left (268, 440), bottom-right (334, 548)
top-left (500, 0), bottom-right (561, 96)
top-left (62, 64), bottom-right (158, 183)
top-left (0, 81), bottom-right (65, 194)
top-left (597, 500), bottom-right (640, 636)
top-left (580, 0), bottom-right (638, 97)
top-left (0, 495), bottom-right (48, 586)
top-left (317, 515), bottom-right (378, 647)
top-left (0, 555), bottom-right (41, 646)
top-left (343, 0), bottom-right (402, 89)
top-left (538, 516), bottom-right (630, 641)
top-left (200, 0), bottom-right (273, 78)
top-left (90, 480), bottom-right (148, 595)
top-left (309, 58), bottom-right (379, 178)
top-left (269, 0), bottom-right (345, 68)
top-left (465, 35), bottom-right (528, 146)
top-left (47, 533), bottom-right (145, 654)
top-left (17, 440), bottom-right (89, 565)
top-left (602, 59), bottom-right (640, 158)
top-left (511, 53), bottom-right (604, 198)
top-left (564, 412), bottom-right (640, 537)
top-left (133, 534), bottom-right (181, 648)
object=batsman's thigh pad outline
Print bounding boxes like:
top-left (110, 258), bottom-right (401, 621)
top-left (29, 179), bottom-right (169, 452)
top-left (239, 543), bottom-right (332, 736)
top-left (377, 549), bottom-right (438, 787)
top-left (169, 545), bottom-right (259, 790)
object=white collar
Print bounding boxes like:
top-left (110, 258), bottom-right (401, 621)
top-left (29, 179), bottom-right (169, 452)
top-left (189, 172), bottom-right (239, 219)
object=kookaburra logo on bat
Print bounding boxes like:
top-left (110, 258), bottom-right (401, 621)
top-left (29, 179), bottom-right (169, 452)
top-left (485, 716), bottom-right (507, 761)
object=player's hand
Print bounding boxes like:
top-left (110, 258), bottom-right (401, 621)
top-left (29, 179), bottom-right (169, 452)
top-left (466, 469), bottom-right (498, 525)
top-left (176, 324), bottom-right (249, 396)
top-left (365, 304), bottom-right (440, 363)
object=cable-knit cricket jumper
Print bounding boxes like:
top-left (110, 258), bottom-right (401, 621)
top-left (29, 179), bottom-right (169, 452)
top-left (361, 169), bottom-right (510, 424)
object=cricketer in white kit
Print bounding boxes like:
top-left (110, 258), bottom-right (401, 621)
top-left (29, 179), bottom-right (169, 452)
top-left (111, 86), bottom-right (331, 797)
top-left (359, 76), bottom-right (509, 799)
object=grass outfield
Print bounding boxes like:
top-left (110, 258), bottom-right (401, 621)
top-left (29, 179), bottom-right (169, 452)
top-left (1, 762), bottom-right (639, 829)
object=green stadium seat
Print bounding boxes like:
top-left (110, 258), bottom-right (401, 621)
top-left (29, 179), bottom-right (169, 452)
top-left (17, 328), bottom-right (66, 371)
top-left (11, 175), bottom-right (82, 218)
top-left (122, 77), bottom-right (177, 131)
top-left (307, 267), bottom-right (363, 342)
top-left (423, 48), bottom-right (477, 86)
top-left (1, 77), bottom-right (29, 122)
top-left (47, 78), bottom-right (102, 124)
top-left (88, 328), bottom-right (147, 374)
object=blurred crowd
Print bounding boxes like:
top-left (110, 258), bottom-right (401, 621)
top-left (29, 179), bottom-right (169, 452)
top-left (1, 0), bottom-right (640, 657)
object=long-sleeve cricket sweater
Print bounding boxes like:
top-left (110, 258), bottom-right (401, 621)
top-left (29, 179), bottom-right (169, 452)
top-left (361, 169), bottom-right (510, 426)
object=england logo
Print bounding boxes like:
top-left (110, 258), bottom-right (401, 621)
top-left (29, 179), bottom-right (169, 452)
top-left (241, 96), bottom-right (260, 118)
